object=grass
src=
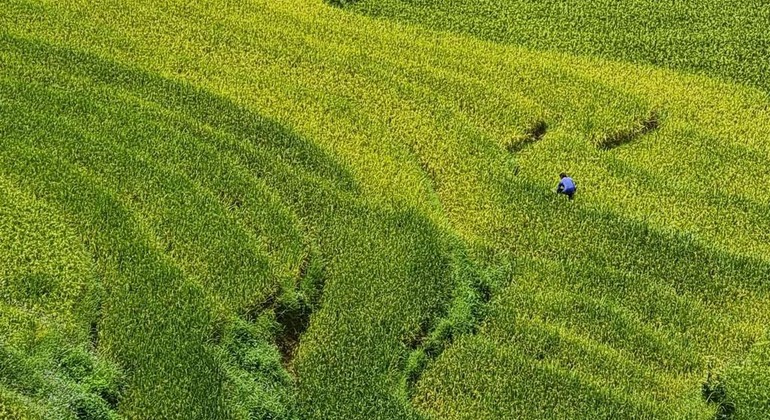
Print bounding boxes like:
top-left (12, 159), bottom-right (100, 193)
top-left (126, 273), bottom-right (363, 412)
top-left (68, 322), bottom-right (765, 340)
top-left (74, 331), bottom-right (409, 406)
top-left (1, 0), bottom-right (769, 418)
top-left (349, 0), bottom-right (770, 95)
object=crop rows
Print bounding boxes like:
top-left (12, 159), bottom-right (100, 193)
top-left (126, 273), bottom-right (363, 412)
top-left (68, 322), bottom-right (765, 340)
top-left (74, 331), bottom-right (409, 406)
top-left (349, 0), bottom-right (770, 95)
top-left (1, 0), bottom-right (769, 418)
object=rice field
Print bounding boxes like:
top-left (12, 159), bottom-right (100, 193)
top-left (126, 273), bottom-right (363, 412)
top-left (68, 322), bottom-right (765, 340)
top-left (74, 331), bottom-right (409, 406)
top-left (1, 0), bottom-right (769, 418)
top-left (350, 0), bottom-right (770, 95)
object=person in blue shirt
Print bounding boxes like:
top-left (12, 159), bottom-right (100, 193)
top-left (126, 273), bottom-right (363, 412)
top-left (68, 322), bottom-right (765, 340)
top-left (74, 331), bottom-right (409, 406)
top-left (556, 173), bottom-right (576, 200)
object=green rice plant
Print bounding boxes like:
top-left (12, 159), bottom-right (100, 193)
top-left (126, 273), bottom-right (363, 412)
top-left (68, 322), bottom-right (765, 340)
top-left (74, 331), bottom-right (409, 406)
top-left (722, 338), bottom-right (770, 419)
top-left (349, 0), bottom-right (770, 95)
top-left (1, 0), bottom-right (769, 418)
top-left (0, 178), bottom-right (125, 420)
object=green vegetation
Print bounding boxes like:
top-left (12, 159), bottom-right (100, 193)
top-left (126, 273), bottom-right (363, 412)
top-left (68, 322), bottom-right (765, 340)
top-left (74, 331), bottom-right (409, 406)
top-left (349, 0), bottom-right (770, 95)
top-left (0, 176), bottom-right (124, 420)
top-left (1, 0), bottom-right (769, 419)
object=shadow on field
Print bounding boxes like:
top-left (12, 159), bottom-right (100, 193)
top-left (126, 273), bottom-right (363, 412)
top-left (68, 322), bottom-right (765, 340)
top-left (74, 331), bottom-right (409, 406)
top-left (499, 177), bottom-right (770, 305)
top-left (1, 33), bottom-right (503, 419)
top-left (0, 33), bottom-right (369, 418)
top-left (472, 174), bottom-right (770, 415)
top-left (0, 33), bottom-right (357, 195)
top-left (595, 110), bottom-right (660, 150)
top-left (506, 119), bottom-right (549, 153)
top-left (400, 248), bottom-right (501, 397)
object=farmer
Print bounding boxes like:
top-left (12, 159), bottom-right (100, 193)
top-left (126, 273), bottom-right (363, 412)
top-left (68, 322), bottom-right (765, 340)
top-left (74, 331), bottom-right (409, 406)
top-left (556, 172), bottom-right (576, 200)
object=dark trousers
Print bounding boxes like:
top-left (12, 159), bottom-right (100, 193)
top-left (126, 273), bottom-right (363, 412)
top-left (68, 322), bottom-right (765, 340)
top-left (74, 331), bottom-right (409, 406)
top-left (558, 188), bottom-right (576, 200)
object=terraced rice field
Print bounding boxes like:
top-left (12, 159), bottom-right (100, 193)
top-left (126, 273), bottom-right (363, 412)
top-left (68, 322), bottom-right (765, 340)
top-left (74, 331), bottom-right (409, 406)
top-left (1, 0), bottom-right (769, 418)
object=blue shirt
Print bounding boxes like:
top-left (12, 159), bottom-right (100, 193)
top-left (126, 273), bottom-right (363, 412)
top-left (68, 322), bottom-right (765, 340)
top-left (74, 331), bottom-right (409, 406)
top-left (559, 177), bottom-right (576, 192)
